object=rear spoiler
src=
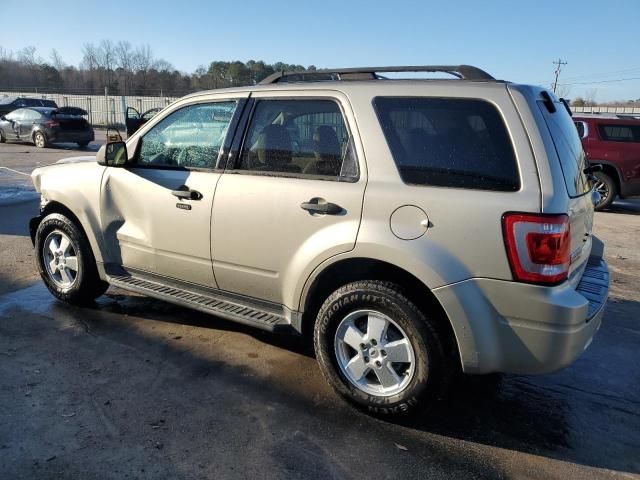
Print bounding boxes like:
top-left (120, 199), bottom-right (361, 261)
top-left (54, 106), bottom-right (88, 116)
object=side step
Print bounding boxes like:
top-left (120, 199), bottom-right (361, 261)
top-left (108, 274), bottom-right (293, 333)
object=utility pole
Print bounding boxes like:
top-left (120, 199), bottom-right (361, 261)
top-left (552, 58), bottom-right (568, 93)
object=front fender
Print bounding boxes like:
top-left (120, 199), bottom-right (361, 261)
top-left (31, 161), bottom-right (106, 262)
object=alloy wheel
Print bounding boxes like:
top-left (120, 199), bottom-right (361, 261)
top-left (334, 309), bottom-right (416, 397)
top-left (42, 230), bottom-right (79, 288)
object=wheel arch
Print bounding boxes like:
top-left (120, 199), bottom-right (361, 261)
top-left (590, 160), bottom-right (622, 194)
top-left (300, 257), bottom-right (462, 367)
top-left (34, 200), bottom-right (104, 268)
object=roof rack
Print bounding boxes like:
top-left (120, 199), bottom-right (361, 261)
top-left (259, 65), bottom-right (495, 85)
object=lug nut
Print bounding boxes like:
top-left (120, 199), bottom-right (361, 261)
top-left (375, 360), bottom-right (382, 367)
top-left (360, 343), bottom-right (366, 350)
top-left (381, 350), bottom-right (387, 356)
top-left (364, 356), bottom-right (369, 363)
top-left (371, 339), bottom-right (377, 346)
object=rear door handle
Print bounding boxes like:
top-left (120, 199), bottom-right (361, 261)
top-left (300, 197), bottom-right (343, 215)
top-left (171, 185), bottom-right (202, 200)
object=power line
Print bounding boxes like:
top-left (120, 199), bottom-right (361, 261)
top-left (552, 58), bottom-right (567, 93)
top-left (559, 76), bottom-right (640, 86)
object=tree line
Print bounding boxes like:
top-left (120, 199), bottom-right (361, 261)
top-left (0, 41), bottom-right (316, 96)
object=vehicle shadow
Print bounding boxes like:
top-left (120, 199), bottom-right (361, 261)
top-left (603, 198), bottom-right (640, 215)
top-left (0, 199), bottom-right (39, 236)
top-left (79, 289), bottom-right (640, 475)
top-left (2, 139), bottom-right (100, 153)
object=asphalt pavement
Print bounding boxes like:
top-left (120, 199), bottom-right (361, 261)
top-left (0, 138), bottom-right (639, 479)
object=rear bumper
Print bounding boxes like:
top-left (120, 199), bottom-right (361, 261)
top-left (433, 256), bottom-right (609, 375)
top-left (45, 128), bottom-right (94, 144)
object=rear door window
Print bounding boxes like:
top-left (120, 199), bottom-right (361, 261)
top-left (538, 99), bottom-right (590, 197)
top-left (373, 97), bottom-right (519, 191)
top-left (598, 124), bottom-right (640, 143)
top-left (236, 99), bottom-right (359, 180)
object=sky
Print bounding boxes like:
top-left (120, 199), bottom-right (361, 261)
top-left (2, 0), bottom-right (640, 102)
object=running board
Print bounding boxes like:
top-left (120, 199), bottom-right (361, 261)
top-left (108, 274), bottom-right (293, 333)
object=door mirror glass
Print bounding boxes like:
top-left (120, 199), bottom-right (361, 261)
top-left (97, 141), bottom-right (128, 167)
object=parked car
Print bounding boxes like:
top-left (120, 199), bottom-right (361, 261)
top-left (125, 106), bottom-right (162, 136)
top-left (29, 65), bottom-right (609, 415)
top-left (0, 107), bottom-right (94, 148)
top-left (0, 96), bottom-right (58, 116)
top-left (573, 114), bottom-right (640, 209)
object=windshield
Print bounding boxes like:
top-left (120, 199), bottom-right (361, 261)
top-left (538, 99), bottom-right (590, 197)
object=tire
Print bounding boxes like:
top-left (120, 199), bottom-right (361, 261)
top-left (35, 213), bottom-right (109, 304)
top-left (314, 280), bottom-right (449, 415)
top-left (593, 171), bottom-right (617, 211)
top-left (33, 131), bottom-right (47, 148)
top-left (0, 129), bottom-right (5, 143)
top-left (77, 141), bottom-right (90, 148)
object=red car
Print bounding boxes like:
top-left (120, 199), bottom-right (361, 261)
top-left (573, 114), bottom-right (640, 210)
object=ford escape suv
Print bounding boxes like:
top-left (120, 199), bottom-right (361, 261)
top-left (29, 65), bottom-right (609, 415)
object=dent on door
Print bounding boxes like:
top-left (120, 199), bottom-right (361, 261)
top-left (100, 167), bottom-right (217, 286)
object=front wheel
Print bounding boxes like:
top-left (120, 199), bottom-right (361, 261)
top-left (314, 280), bottom-right (449, 415)
top-left (35, 213), bottom-right (109, 304)
top-left (593, 171), bottom-right (617, 211)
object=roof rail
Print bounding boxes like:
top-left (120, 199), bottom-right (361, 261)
top-left (259, 65), bottom-right (495, 85)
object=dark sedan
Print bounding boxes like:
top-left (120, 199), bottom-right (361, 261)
top-left (0, 96), bottom-right (58, 116)
top-left (0, 107), bottom-right (94, 148)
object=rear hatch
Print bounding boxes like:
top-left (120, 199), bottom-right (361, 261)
top-left (53, 112), bottom-right (90, 131)
top-left (536, 93), bottom-right (594, 281)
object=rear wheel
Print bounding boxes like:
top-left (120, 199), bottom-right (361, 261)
top-left (33, 131), bottom-right (47, 148)
top-left (35, 213), bottom-right (109, 304)
top-left (593, 171), bottom-right (617, 210)
top-left (77, 141), bottom-right (90, 148)
top-left (314, 280), bottom-right (449, 415)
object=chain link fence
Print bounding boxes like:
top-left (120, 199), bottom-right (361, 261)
top-left (0, 90), bottom-right (181, 127)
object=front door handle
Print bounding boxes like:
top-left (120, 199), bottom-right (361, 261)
top-left (171, 185), bottom-right (202, 200)
top-left (300, 197), bottom-right (343, 215)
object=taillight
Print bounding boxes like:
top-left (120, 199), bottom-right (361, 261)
top-left (44, 120), bottom-right (59, 128)
top-left (502, 213), bottom-right (570, 285)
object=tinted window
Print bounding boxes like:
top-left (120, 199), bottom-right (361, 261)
top-left (40, 99), bottom-right (57, 108)
top-left (138, 101), bottom-right (237, 169)
top-left (373, 97), bottom-right (519, 191)
top-left (598, 124), bottom-right (639, 143)
top-left (23, 110), bottom-right (41, 121)
top-left (237, 99), bottom-right (358, 180)
top-left (538, 100), bottom-right (590, 197)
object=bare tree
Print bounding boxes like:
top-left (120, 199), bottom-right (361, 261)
top-left (133, 44), bottom-right (154, 91)
top-left (49, 49), bottom-right (65, 71)
top-left (115, 41), bottom-right (133, 94)
top-left (98, 39), bottom-right (117, 89)
top-left (584, 88), bottom-right (598, 107)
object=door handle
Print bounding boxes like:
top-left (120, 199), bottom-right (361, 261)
top-left (171, 185), bottom-right (202, 200)
top-left (300, 197), bottom-right (343, 215)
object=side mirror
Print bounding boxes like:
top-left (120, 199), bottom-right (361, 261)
top-left (97, 141), bottom-right (128, 167)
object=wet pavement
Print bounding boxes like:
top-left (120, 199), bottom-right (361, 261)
top-left (0, 144), bottom-right (639, 478)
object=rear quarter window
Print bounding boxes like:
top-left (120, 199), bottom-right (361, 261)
top-left (373, 97), bottom-right (520, 191)
top-left (538, 100), bottom-right (590, 197)
top-left (598, 124), bottom-right (640, 143)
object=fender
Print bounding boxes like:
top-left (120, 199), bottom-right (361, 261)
top-left (31, 160), bottom-right (107, 263)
